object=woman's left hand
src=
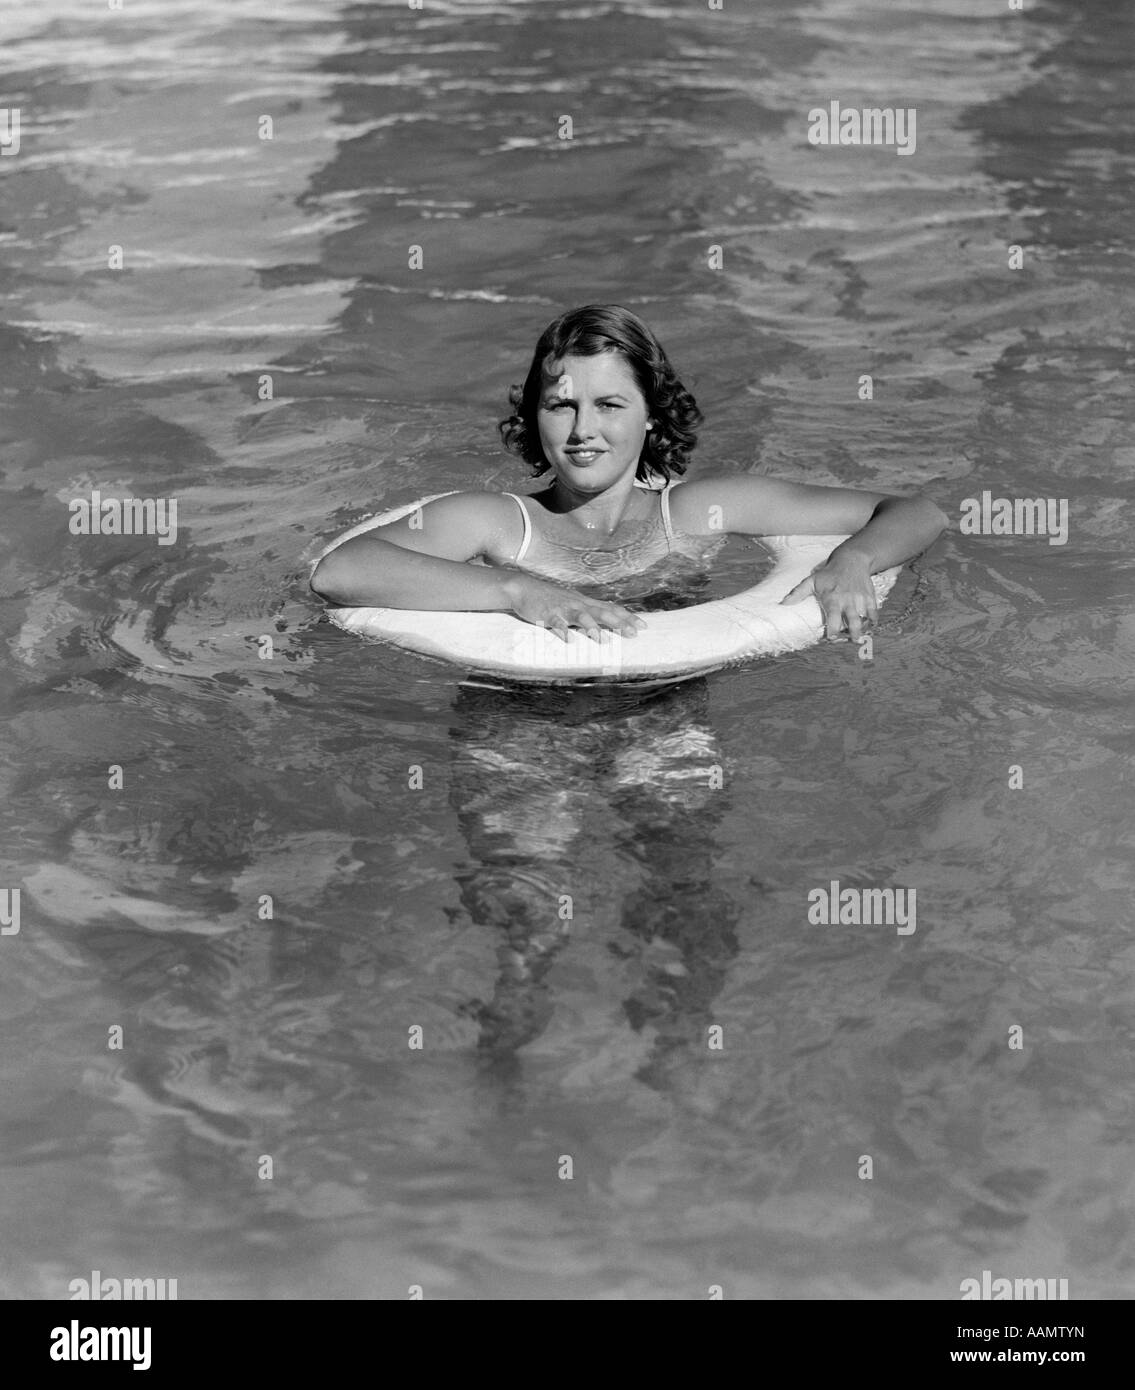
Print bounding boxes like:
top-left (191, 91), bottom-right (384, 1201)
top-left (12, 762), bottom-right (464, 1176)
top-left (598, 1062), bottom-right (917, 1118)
top-left (781, 553), bottom-right (877, 641)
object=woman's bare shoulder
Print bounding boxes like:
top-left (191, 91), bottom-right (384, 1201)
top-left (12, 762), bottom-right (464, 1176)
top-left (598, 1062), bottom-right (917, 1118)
top-left (329, 489), bottom-right (525, 565)
top-left (413, 488), bottom-right (521, 522)
top-left (388, 483), bottom-right (522, 558)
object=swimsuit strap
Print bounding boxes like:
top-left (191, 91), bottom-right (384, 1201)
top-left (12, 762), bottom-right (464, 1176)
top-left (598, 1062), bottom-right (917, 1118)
top-left (660, 478), bottom-right (683, 549)
top-left (501, 492), bottom-right (532, 563)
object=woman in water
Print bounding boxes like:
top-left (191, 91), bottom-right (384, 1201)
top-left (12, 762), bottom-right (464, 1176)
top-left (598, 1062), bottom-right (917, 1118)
top-left (311, 304), bottom-right (947, 640)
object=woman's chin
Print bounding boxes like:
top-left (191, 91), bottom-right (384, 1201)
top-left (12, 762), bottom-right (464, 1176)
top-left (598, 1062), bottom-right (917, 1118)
top-left (553, 461), bottom-right (631, 489)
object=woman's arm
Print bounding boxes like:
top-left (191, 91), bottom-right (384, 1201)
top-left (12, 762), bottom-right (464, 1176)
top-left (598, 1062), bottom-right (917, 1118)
top-left (812, 493), bottom-right (949, 574)
top-left (781, 494), bottom-right (948, 642)
top-left (310, 492), bottom-right (517, 609)
top-left (676, 476), bottom-right (948, 640)
top-left (310, 491), bottom-right (645, 639)
top-left (312, 537), bottom-right (520, 612)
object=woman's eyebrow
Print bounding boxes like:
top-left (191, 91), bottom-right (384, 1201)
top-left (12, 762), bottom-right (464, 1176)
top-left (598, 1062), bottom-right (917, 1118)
top-left (540, 391), bottom-right (631, 403)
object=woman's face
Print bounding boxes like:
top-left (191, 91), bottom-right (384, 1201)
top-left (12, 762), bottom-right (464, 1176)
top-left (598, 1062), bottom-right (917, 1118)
top-left (535, 351), bottom-right (653, 492)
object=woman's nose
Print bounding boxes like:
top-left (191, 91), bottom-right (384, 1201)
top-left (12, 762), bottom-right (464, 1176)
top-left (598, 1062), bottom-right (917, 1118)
top-left (570, 409), bottom-right (598, 441)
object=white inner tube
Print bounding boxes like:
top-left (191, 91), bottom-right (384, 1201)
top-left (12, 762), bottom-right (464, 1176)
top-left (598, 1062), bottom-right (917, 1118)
top-left (314, 490), bottom-right (901, 683)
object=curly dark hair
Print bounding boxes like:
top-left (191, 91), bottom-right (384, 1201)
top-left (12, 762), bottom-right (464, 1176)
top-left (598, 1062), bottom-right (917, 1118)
top-left (498, 304), bottom-right (702, 483)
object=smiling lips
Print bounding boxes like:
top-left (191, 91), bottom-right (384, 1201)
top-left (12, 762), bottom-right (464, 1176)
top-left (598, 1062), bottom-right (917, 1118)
top-left (566, 449), bottom-right (604, 461)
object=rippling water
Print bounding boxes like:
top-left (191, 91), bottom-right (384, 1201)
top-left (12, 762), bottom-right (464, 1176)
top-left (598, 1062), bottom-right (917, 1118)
top-left (2, 0), bottom-right (1133, 1299)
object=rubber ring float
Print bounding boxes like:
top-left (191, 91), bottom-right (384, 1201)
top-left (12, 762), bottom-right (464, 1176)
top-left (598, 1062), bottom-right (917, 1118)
top-left (314, 490), bottom-right (901, 684)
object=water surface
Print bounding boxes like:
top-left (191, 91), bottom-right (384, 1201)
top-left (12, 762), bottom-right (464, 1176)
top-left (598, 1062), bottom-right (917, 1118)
top-left (2, 0), bottom-right (1133, 1299)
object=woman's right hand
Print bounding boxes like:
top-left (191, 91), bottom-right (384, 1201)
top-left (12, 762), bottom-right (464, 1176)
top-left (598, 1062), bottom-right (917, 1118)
top-left (502, 574), bottom-right (647, 642)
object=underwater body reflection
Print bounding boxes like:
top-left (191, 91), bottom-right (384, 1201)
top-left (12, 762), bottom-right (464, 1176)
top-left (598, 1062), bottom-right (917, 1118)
top-left (446, 675), bottom-right (740, 1087)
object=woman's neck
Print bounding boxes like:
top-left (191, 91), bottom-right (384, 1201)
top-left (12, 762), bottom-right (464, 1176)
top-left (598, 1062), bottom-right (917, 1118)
top-left (545, 476), bottom-right (653, 537)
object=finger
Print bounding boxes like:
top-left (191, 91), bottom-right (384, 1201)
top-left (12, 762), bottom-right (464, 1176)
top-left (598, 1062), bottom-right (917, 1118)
top-left (780, 575), bottom-right (815, 606)
top-left (865, 589), bottom-right (878, 626)
top-left (823, 602), bottom-right (845, 640)
top-left (601, 609), bottom-right (639, 638)
top-left (567, 612), bottom-right (601, 643)
top-left (846, 609), bottom-right (864, 643)
top-left (597, 608), bottom-right (639, 637)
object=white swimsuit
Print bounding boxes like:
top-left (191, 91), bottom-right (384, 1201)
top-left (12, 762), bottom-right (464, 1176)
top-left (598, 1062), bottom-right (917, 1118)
top-left (499, 480), bottom-right (718, 583)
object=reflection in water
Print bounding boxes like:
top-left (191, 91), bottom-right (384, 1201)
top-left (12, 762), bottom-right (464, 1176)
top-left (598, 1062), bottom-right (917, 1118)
top-left (447, 679), bottom-right (738, 1084)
